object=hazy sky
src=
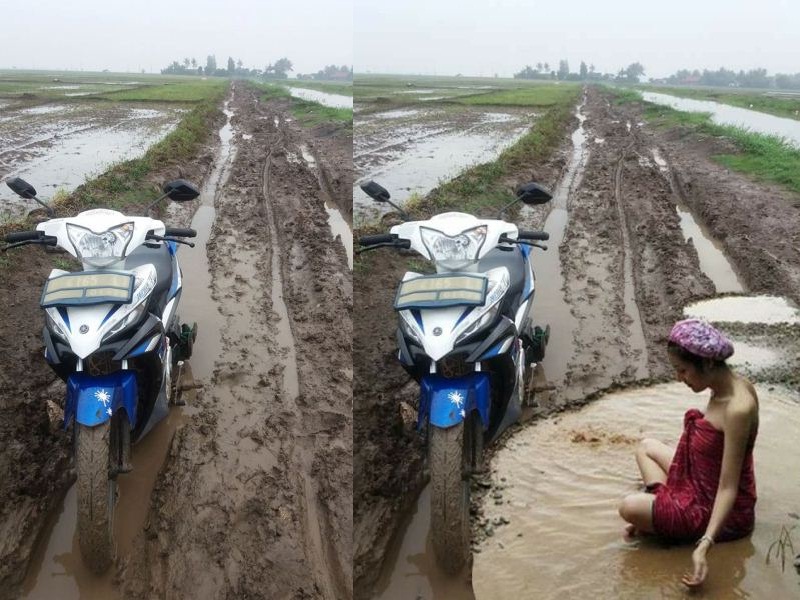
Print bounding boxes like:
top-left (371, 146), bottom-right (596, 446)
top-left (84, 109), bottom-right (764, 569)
top-left (355, 0), bottom-right (799, 78)
top-left (0, 0), bottom-right (352, 74)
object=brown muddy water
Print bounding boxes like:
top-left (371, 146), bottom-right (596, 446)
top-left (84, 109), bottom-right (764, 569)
top-left (650, 147), bottom-right (745, 294)
top-left (20, 96), bottom-right (238, 599)
top-left (0, 102), bottom-right (184, 218)
top-left (473, 383), bottom-right (800, 599)
top-left (354, 106), bottom-right (532, 219)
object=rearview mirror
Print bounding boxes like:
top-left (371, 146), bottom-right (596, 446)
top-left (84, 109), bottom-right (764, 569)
top-left (516, 182), bottom-right (552, 205)
top-left (6, 177), bottom-right (37, 200)
top-left (163, 179), bottom-right (200, 202)
top-left (360, 180), bottom-right (391, 203)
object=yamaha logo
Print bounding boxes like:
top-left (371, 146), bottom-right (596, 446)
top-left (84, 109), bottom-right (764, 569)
top-left (433, 327), bottom-right (442, 336)
top-left (79, 325), bottom-right (89, 334)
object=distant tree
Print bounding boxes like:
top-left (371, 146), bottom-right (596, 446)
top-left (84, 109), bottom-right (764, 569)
top-left (544, 62), bottom-right (550, 73)
top-left (273, 57), bottom-right (293, 78)
top-left (227, 56), bottom-right (235, 74)
top-left (536, 62), bottom-right (543, 72)
top-left (579, 61), bottom-right (588, 80)
top-left (558, 59), bottom-right (570, 80)
top-left (183, 57), bottom-right (190, 68)
top-left (624, 62), bottom-right (645, 82)
top-left (206, 55), bottom-right (217, 75)
top-left (191, 57), bottom-right (197, 69)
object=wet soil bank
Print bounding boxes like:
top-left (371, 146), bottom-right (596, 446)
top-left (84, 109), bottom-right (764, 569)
top-left (0, 98), bottom-right (224, 599)
top-left (120, 83), bottom-right (352, 599)
top-left (353, 85), bottom-right (800, 598)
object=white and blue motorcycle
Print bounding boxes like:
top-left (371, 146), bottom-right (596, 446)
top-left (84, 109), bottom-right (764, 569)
top-left (358, 180), bottom-right (552, 573)
top-left (3, 177), bottom-right (200, 573)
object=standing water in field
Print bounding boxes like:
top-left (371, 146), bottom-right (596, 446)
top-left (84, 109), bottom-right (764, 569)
top-left (472, 383), bottom-right (800, 599)
top-left (354, 106), bottom-right (532, 219)
top-left (0, 102), bottom-right (184, 218)
top-left (641, 91), bottom-right (800, 148)
top-left (287, 86), bottom-right (353, 108)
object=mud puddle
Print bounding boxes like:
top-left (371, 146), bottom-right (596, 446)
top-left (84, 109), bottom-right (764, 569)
top-left (354, 106), bottom-right (532, 219)
top-left (287, 86), bottom-right (353, 108)
top-left (19, 97), bottom-right (237, 599)
top-left (373, 485), bottom-right (475, 600)
top-left (0, 102), bottom-right (183, 218)
top-left (641, 91), bottom-right (800, 148)
top-left (473, 383), bottom-right (800, 599)
top-left (684, 295), bottom-right (799, 325)
top-left (651, 148), bottom-right (744, 294)
top-left (529, 100), bottom-right (593, 386)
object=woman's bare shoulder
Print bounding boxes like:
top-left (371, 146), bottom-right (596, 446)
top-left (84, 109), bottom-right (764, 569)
top-left (728, 376), bottom-right (759, 417)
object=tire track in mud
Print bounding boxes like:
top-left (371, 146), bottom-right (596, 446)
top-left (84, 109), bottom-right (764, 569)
top-left (121, 84), bottom-right (352, 599)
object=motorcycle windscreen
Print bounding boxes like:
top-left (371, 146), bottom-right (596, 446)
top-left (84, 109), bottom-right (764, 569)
top-left (41, 271), bottom-right (134, 307)
top-left (394, 273), bottom-right (487, 310)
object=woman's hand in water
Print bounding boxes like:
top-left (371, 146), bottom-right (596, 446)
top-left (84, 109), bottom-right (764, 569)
top-left (682, 540), bottom-right (710, 588)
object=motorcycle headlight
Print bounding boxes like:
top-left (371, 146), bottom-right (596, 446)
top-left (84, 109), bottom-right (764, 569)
top-left (455, 267), bottom-right (510, 344)
top-left (102, 264), bottom-right (157, 341)
top-left (67, 222), bottom-right (134, 267)
top-left (45, 309), bottom-right (68, 339)
top-left (420, 225), bottom-right (487, 269)
top-left (399, 310), bottom-right (424, 345)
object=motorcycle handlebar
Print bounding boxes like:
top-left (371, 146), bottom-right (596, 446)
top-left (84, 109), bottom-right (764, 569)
top-left (359, 233), bottom-right (395, 246)
top-left (4, 230), bottom-right (42, 243)
top-left (163, 227), bottom-right (197, 238)
top-left (517, 230), bottom-right (550, 241)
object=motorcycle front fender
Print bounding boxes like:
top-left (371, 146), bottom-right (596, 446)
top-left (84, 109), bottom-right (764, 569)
top-left (420, 372), bottom-right (491, 430)
top-left (65, 370), bottom-right (138, 428)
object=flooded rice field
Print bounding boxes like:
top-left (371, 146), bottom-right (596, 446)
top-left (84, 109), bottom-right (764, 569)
top-left (287, 86), bottom-right (353, 108)
top-left (473, 383), bottom-right (800, 600)
top-left (0, 101), bottom-right (183, 218)
top-left (641, 91), bottom-right (800, 147)
top-left (354, 104), bottom-right (533, 219)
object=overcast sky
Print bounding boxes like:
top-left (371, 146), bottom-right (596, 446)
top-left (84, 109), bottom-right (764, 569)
top-left (355, 0), bottom-right (799, 78)
top-left (0, 0), bottom-right (352, 75)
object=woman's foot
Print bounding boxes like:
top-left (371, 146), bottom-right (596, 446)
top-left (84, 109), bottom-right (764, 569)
top-left (623, 523), bottom-right (640, 541)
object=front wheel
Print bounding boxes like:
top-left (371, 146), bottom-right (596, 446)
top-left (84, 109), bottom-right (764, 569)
top-left (75, 422), bottom-right (116, 573)
top-left (429, 421), bottom-right (471, 574)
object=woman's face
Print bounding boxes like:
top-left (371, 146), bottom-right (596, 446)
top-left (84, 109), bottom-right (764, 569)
top-left (668, 353), bottom-right (708, 392)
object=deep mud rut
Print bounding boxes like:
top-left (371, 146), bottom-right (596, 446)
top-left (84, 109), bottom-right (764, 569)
top-left (0, 82), bottom-right (352, 600)
top-left (353, 86), bottom-right (800, 599)
top-left (120, 84), bottom-right (352, 599)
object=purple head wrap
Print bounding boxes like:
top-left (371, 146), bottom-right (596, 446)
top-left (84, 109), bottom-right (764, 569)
top-left (668, 318), bottom-right (734, 360)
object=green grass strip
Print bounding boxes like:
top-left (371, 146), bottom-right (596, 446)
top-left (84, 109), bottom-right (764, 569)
top-left (612, 88), bottom-right (800, 195)
top-left (256, 82), bottom-right (352, 127)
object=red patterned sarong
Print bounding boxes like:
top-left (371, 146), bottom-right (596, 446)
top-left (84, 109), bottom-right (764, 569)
top-left (650, 409), bottom-right (756, 542)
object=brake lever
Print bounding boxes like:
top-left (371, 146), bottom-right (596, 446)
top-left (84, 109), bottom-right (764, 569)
top-left (355, 240), bottom-right (410, 254)
top-left (1, 236), bottom-right (58, 252)
top-left (146, 234), bottom-right (195, 248)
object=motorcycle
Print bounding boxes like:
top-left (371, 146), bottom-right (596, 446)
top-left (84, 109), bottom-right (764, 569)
top-left (358, 180), bottom-right (552, 573)
top-left (3, 176), bottom-right (200, 573)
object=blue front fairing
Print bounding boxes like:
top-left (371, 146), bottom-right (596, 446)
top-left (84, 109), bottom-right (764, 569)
top-left (65, 371), bottom-right (138, 428)
top-left (420, 372), bottom-right (491, 430)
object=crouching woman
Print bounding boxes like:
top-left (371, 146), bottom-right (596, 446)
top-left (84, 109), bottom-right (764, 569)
top-left (618, 319), bottom-right (759, 588)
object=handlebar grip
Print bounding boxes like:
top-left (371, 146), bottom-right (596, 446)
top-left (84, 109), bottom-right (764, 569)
top-left (4, 230), bottom-right (41, 243)
top-left (164, 227), bottom-right (197, 238)
top-left (517, 230), bottom-right (550, 241)
top-left (359, 233), bottom-right (394, 246)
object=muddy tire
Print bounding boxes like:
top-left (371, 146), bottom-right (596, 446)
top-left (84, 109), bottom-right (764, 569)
top-left (75, 422), bottom-right (116, 573)
top-left (429, 422), bottom-right (470, 574)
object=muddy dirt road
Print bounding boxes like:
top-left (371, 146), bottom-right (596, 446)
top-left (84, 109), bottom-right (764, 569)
top-left (0, 82), bottom-right (352, 600)
top-left (353, 85), bottom-right (800, 599)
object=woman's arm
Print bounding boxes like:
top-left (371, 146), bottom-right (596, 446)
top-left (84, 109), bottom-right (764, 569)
top-left (682, 404), bottom-right (753, 587)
